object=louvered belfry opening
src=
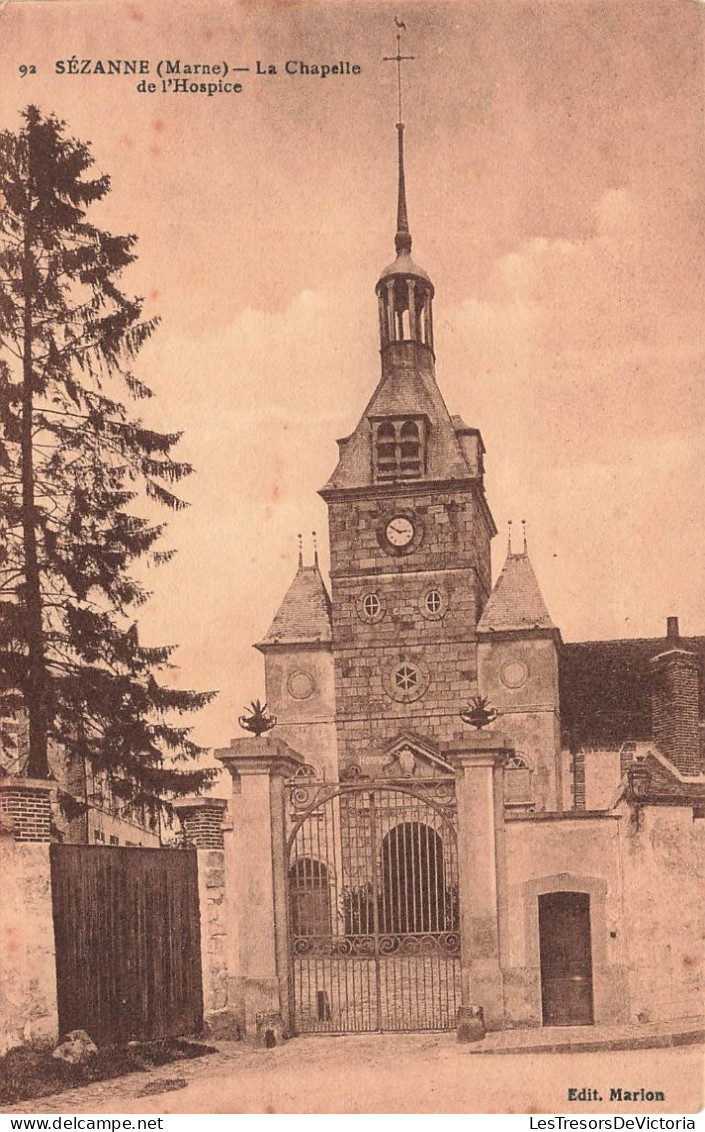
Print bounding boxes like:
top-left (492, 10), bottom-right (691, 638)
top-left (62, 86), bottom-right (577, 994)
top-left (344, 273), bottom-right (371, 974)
top-left (374, 417), bottom-right (425, 482)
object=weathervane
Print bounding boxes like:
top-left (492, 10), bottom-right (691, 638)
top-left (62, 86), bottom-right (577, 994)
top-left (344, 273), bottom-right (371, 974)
top-left (383, 16), bottom-right (414, 126)
top-left (383, 18), bottom-right (415, 255)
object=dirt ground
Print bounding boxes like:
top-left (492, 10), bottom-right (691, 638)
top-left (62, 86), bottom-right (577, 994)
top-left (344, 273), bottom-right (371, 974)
top-left (3, 1034), bottom-right (703, 1115)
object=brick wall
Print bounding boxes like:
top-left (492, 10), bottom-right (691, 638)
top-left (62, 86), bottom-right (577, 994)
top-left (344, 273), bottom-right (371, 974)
top-left (0, 781), bottom-right (52, 841)
top-left (650, 650), bottom-right (700, 775)
top-left (176, 799), bottom-right (228, 850)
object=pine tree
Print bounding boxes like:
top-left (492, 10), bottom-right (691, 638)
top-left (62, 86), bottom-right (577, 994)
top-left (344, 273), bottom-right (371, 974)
top-left (0, 106), bottom-right (216, 809)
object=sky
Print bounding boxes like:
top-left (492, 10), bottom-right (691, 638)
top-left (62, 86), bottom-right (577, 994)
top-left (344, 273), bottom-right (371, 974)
top-left (1, 0), bottom-right (703, 750)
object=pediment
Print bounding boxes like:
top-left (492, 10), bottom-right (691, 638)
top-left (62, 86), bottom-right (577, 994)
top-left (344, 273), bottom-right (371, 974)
top-left (341, 731), bottom-right (453, 781)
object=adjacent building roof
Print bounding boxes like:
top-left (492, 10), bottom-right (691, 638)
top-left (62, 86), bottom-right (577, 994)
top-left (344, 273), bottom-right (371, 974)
top-left (256, 562), bottom-right (332, 649)
top-left (636, 750), bottom-right (705, 802)
top-left (477, 551), bottom-right (556, 634)
top-left (559, 635), bottom-right (705, 752)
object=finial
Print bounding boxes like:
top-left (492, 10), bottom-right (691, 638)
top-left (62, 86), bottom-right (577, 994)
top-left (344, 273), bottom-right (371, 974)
top-left (507, 519), bottom-right (513, 557)
top-left (312, 530), bottom-right (318, 567)
top-left (383, 19), bottom-right (415, 256)
top-left (522, 519), bottom-right (528, 554)
top-left (297, 532), bottom-right (303, 569)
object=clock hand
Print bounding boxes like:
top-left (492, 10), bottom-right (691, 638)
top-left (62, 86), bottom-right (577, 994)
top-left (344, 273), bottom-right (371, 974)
top-left (390, 521), bottom-right (408, 533)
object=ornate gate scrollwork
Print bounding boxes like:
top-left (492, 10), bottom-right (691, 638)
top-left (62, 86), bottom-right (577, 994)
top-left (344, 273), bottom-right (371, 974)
top-left (286, 777), bottom-right (460, 1033)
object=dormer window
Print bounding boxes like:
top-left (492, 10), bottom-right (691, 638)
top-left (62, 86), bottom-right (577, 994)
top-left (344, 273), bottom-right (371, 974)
top-left (373, 417), bottom-right (426, 482)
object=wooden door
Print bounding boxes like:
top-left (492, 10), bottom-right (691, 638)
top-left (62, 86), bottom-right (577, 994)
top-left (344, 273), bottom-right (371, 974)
top-left (538, 891), bottom-right (594, 1026)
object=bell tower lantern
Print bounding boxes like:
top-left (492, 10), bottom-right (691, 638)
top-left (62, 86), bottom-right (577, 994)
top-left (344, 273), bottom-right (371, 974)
top-left (376, 123), bottom-right (435, 358)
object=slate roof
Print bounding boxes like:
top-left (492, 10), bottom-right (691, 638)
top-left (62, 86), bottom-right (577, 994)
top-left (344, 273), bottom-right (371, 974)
top-left (322, 363), bottom-right (476, 491)
top-left (559, 635), bottom-right (705, 752)
top-left (477, 552), bottom-right (555, 634)
top-left (256, 563), bottom-right (332, 649)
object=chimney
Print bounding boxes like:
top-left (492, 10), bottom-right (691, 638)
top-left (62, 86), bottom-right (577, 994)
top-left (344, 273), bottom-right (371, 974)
top-left (650, 619), bottom-right (700, 776)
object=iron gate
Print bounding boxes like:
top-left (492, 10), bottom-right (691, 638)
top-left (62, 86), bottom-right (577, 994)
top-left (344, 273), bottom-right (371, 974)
top-left (286, 776), bottom-right (460, 1033)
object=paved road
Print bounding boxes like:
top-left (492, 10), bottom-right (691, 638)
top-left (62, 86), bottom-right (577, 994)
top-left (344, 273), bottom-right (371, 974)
top-left (4, 1036), bottom-right (703, 1115)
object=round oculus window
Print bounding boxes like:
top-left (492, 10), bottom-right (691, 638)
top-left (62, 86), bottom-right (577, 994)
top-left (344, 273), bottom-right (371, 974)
top-left (500, 660), bottom-right (529, 689)
top-left (287, 670), bottom-right (316, 700)
top-left (419, 586), bottom-right (447, 620)
top-left (363, 593), bottom-right (381, 618)
top-left (358, 591), bottom-right (385, 623)
top-left (425, 590), bottom-right (442, 614)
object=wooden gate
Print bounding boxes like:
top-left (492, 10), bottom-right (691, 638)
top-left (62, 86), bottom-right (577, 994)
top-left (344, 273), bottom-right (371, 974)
top-left (50, 844), bottom-right (203, 1045)
top-left (287, 776), bottom-right (461, 1033)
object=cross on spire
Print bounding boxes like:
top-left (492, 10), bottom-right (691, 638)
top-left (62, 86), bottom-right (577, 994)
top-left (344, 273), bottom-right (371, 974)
top-left (383, 17), bottom-right (414, 126)
top-left (383, 18), bottom-right (415, 256)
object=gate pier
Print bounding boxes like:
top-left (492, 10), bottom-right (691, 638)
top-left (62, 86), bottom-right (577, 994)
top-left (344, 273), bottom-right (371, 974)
top-left (216, 735), bottom-right (304, 1041)
top-left (447, 735), bottom-right (510, 1032)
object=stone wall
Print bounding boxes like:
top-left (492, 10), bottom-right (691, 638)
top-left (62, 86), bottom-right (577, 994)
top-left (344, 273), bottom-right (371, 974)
top-left (327, 488), bottom-right (493, 764)
top-left (620, 803), bottom-right (705, 1023)
top-left (0, 841), bottom-right (58, 1054)
top-left (196, 848), bottom-right (239, 1037)
top-left (503, 813), bottom-right (628, 1027)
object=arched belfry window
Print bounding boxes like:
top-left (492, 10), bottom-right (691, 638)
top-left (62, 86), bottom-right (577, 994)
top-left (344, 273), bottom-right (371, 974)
top-left (373, 417), bottom-right (426, 482)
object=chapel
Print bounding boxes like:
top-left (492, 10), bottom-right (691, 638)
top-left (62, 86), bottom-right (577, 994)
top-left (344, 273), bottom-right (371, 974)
top-left (240, 92), bottom-right (705, 1036)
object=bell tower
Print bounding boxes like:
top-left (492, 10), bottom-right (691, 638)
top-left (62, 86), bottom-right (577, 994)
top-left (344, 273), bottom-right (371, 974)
top-left (319, 28), bottom-right (497, 771)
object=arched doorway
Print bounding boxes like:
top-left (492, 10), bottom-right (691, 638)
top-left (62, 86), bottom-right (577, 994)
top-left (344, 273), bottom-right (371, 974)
top-left (288, 858), bottom-right (331, 937)
top-left (538, 891), bottom-right (594, 1025)
top-left (381, 822), bottom-right (448, 933)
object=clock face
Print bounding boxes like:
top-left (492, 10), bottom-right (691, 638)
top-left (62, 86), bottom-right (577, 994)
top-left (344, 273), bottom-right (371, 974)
top-left (386, 516), bottom-right (414, 547)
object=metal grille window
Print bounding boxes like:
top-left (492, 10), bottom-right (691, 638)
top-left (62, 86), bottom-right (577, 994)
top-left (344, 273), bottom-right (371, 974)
top-left (374, 418), bottom-right (425, 482)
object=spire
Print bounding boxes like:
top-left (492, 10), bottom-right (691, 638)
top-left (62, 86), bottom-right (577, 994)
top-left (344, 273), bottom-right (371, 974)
top-left (395, 123), bottom-right (412, 255)
top-left (297, 532), bottom-right (303, 570)
top-left (384, 20), bottom-right (415, 257)
top-left (478, 543), bottom-right (555, 634)
top-left (256, 555), bottom-right (332, 650)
